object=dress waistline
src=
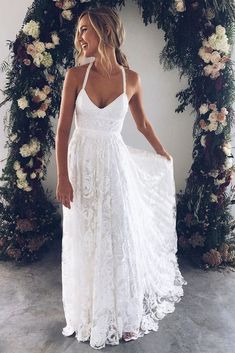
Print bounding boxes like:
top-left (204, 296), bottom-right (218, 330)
top-left (75, 127), bottom-right (121, 138)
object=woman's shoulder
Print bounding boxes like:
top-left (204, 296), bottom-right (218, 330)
top-left (66, 64), bottom-right (88, 77)
top-left (125, 67), bottom-right (140, 86)
top-left (65, 65), bottom-right (89, 89)
top-left (124, 66), bottom-right (136, 75)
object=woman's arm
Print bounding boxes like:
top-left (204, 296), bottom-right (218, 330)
top-left (55, 67), bottom-right (78, 180)
top-left (128, 73), bottom-right (169, 156)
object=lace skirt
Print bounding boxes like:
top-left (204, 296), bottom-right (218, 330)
top-left (61, 129), bottom-right (187, 349)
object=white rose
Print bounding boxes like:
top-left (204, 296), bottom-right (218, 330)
top-left (42, 85), bottom-right (51, 95)
top-left (175, 0), bottom-right (185, 12)
top-left (13, 161), bottom-right (21, 170)
top-left (210, 193), bottom-right (218, 202)
top-left (222, 142), bottom-right (232, 156)
top-left (199, 103), bottom-right (209, 115)
top-left (210, 70), bottom-right (220, 79)
top-left (208, 120), bottom-right (218, 131)
top-left (224, 157), bottom-right (233, 170)
top-left (51, 33), bottom-right (60, 45)
top-left (38, 90), bottom-right (47, 101)
top-left (21, 179), bottom-right (29, 187)
top-left (218, 40), bottom-right (230, 54)
top-left (218, 62), bottom-right (226, 70)
top-left (16, 168), bottom-right (27, 180)
top-left (17, 179), bottom-right (27, 189)
top-left (216, 37), bottom-right (230, 54)
top-left (208, 33), bottom-right (218, 49)
top-left (212, 62), bottom-right (221, 70)
top-left (19, 144), bottom-right (31, 157)
top-left (26, 44), bottom-right (37, 57)
top-left (198, 47), bottom-right (205, 57)
top-left (30, 172), bottom-right (37, 179)
top-left (25, 186), bottom-right (32, 192)
top-left (207, 31), bottom-right (230, 54)
top-left (19, 138), bottom-right (40, 157)
top-left (216, 25), bottom-right (226, 36)
top-left (36, 110), bottom-right (46, 118)
top-left (33, 53), bottom-right (44, 67)
top-left (17, 96), bottom-right (29, 110)
top-left (203, 64), bottom-right (213, 76)
top-left (31, 111), bottom-right (38, 119)
top-left (210, 51), bottom-right (221, 63)
top-left (33, 40), bottom-right (45, 53)
top-left (30, 138), bottom-right (41, 154)
top-left (44, 98), bottom-right (51, 105)
top-left (22, 20), bottom-right (40, 39)
top-left (202, 52), bottom-right (212, 63)
top-left (221, 107), bottom-right (228, 115)
top-left (61, 10), bottom-right (73, 20)
top-left (220, 43), bottom-right (231, 54)
top-left (208, 111), bottom-right (218, 121)
top-left (62, 0), bottom-right (76, 10)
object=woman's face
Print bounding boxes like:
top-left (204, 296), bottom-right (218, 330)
top-left (77, 14), bottom-right (100, 57)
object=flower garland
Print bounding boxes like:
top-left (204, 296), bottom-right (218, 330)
top-left (0, 0), bottom-right (235, 267)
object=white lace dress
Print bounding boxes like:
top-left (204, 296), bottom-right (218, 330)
top-left (61, 60), bottom-right (187, 350)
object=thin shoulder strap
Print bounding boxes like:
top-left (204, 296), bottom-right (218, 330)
top-left (121, 66), bottom-right (126, 94)
top-left (82, 61), bottom-right (93, 89)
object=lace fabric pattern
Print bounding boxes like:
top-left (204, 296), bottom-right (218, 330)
top-left (61, 61), bottom-right (187, 350)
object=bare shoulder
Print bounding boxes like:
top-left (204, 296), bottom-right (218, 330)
top-left (67, 64), bottom-right (89, 76)
top-left (124, 67), bottom-right (140, 99)
top-left (66, 64), bottom-right (89, 93)
top-left (66, 65), bottom-right (88, 78)
top-left (125, 67), bottom-right (139, 83)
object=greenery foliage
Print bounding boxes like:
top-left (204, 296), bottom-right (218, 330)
top-left (1, 0), bottom-right (235, 268)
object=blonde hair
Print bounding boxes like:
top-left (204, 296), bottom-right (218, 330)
top-left (74, 6), bottom-right (129, 76)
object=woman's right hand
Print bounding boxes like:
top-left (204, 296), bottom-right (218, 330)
top-left (56, 176), bottom-right (74, 209)
top-left (156, 147), bottom-right (172, 161)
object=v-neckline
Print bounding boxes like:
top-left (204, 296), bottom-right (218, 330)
top-left (80, 61), bottom-right (127, 110)
top-left (82, 88), bottom-right (128, 110)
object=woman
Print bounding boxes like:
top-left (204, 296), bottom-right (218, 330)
top-left (56, 6), bottom-right (187, 350)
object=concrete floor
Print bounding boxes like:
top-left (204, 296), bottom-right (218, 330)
top-left (1, 241), bottom-right (235, 353)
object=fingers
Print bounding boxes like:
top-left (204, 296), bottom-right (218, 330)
top-left (56, 192), bottom-right (73, 209)
top-left (63, 196), bottom-right (71, 209)
top-left (56, 181), bottom-right (74, 209)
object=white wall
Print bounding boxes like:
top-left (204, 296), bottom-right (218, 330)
top-left (1, 0), bottom-right (232, 207)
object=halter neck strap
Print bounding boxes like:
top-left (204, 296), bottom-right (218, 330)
top-left (82, 61), bottom-right (93, 89)
top-left (121, 65), bottom-right (126, 94)
top-left (82, 61), bottom-right (126, 94)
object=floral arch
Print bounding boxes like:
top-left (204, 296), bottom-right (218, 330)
top-left (1, 0), bottom-right (235, 268)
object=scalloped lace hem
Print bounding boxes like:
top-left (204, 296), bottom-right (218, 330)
top-left (62, 275), bottom-right (187, 350)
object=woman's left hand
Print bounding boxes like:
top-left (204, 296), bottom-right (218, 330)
top-left (156, 147), bottom-right (172, 161)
